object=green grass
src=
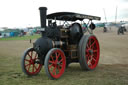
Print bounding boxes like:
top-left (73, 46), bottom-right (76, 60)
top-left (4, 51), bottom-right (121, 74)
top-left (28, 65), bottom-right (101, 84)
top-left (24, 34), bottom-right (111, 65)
top-left (0, 56), bottom-right (128, 85)
top-left (0, 49), bottom-right (128, 85)
top-left (0, 34), bottom-right (41, 41)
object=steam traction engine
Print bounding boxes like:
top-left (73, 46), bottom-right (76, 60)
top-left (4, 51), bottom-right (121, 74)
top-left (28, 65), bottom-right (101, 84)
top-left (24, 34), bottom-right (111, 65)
top-left (21, 7), bottom-right (101, 79)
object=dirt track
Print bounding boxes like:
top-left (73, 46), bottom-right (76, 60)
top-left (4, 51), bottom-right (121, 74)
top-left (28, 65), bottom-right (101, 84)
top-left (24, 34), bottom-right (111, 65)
top-left (0, 27), bottom-right (128, 64)
top-left (94, 27), bottom-right (128, 64)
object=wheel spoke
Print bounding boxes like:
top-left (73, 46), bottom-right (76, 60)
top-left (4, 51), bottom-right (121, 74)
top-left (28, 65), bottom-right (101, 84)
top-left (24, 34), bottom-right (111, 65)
top-left (58, 58), bottom-right (63, 63)
top-left (55, 52), bottom-right (58, 57)
top-left (49, 60), bottom-right (55, 64)
top-left (88, 59), bottom-right (92, 66)
top-left (52, 67), bottom-right (57, 75)
top-left (34, 53), bottom-right (37, 60)
top-left (31, 51), bottom-right (33, 58)
top-left (86, 49), bottom-right (89, 52)
top-left (28, 53), bottom-right (32, 59)
top-left (89, 39), bottom-right (91, 46)
top-left (86, 54), bottom-right (91, 59)
top-left (32, 64), bottom-right (34, 73)
top-left (55, 52), bottom-right (58, 62)
top-left (49, 64), bottom-right (53, 69)
top-left (25, 63), bottom-right (31, 67)
top-left (86, 43), bottom-right (90, 49)
top-left (86, 56), bottom-right (89, 61)
top-left (28, 64), bottom-right (31, 71)
top-left (25, 59), bottom-right (30, 62)
top-left (89, 63), bottom-right (92, 67)
top-left (50, 55), bottom-right (54, 61)
top-left (87, 55), bottom-right (93, 63)
top-left (93, 50), bottom-right (97, 52)
top-left (86, 49), bottom-right (89, 56)
top-left (87, 60), bottom-right (90, 65)
top-left (57, 53), bottom-right (61, 60)
top-left (90, 55), bottom-right (93, 59)
top-left (92, 58), bottom-right (96, 61)
top-left (60, 64), bottom-right (63, 67)
top-left (57, 65), bottom-right (61, 72)
top-left (34, 64), bottom-right (38, 70)
top-left (90, 41), bottom-right (96, 48)
top-left (35, 57), bottom-right (38, 61)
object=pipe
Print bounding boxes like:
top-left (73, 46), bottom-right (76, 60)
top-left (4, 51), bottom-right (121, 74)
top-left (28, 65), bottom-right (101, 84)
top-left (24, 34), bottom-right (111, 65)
top-left (39, 7), bottom-right (47, 37)
top-left (52, 41), bottom-right (65, 48)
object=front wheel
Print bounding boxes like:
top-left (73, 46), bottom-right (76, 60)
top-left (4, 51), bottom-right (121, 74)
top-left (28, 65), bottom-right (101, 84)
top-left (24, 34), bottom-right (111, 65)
top-left (21, 48), bottom-right (42, 76)
top-left (44, 48), bottom-right (66, 80)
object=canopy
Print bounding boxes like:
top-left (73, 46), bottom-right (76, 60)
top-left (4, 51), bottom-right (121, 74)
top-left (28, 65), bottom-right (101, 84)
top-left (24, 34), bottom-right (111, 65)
top-left (47, 12), bottom-right (101, 21)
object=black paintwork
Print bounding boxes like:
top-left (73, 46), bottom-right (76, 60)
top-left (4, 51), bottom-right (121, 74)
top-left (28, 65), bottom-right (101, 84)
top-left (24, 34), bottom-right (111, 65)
top-left (33, 7), bottom-right (100, 64)
top-left (47, 12), bottom-right (101, 21)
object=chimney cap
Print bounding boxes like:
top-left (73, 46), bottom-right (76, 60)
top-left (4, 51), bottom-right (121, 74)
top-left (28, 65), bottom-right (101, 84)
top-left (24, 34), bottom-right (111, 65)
top-left (39, 7), bottom-right (47, 10)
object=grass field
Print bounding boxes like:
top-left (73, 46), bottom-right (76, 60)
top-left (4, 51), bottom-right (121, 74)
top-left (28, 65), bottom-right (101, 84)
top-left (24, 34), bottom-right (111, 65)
top-left (0, 34), bottom-right (40, 41)
top-left (0, 27), bottom-right (128, 85)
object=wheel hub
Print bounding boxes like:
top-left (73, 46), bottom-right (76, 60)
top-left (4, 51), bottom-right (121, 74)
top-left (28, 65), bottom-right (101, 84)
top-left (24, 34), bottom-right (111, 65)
top-left (30, 59), bottom-right (34, 64)
top-left (89, 50), bottom-right (93, 55)
top-left (53, 62), bottom-right (60, 67)
top-left (57, 62), bottom-right (61, 65)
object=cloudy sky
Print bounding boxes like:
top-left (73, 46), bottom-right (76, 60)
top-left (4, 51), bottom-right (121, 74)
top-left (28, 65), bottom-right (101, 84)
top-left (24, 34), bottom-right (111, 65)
top-left (0, 0), bottom-right (128, 28)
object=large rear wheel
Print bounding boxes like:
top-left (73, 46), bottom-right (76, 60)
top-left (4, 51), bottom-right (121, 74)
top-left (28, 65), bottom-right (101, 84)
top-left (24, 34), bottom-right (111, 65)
top-left (79, 35), bottom-right (100, 70)
top-left (44, 48), bottom-right (66, 79)
top-left (21, 48), bottom-right (42, 76)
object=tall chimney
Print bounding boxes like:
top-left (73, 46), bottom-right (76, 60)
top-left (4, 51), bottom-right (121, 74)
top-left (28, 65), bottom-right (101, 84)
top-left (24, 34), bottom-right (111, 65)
top-left (39, 7), bottom-right (47, 36)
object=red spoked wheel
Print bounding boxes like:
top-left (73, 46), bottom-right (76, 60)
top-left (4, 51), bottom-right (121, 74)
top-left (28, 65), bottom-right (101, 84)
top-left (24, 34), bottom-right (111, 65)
top-left (44, 48), bottom-right (66, 80)
top-left (79, 35), bottom-right (100, 70)
top-left (21, 48), bottom-right (42, 76)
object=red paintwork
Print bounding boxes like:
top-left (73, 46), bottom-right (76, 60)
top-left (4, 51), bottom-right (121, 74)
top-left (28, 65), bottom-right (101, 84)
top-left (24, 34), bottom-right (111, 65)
top-left (85, 36), bottom-right (100, 69)
top-left (24, 50), bottom-right (42, 75)
top-left (48, 49), bottom-right (66, 79)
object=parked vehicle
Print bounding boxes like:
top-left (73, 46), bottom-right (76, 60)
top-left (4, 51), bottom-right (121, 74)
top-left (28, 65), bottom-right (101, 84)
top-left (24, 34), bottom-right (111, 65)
top-left (21, 7), bottom-right (101, 79)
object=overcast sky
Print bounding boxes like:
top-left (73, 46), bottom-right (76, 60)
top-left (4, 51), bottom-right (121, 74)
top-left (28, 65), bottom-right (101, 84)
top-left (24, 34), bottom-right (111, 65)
top-left (0, 0), bottom-right (128, 28)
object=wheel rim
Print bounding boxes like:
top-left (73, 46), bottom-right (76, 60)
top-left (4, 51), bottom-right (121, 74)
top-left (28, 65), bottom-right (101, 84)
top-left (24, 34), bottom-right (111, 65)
top-left (85, 36), bottom-right (100, 69)
top-left (48, 49), bottom-right (66, 79)
top-left (24, 50), bottom-right (42, 75)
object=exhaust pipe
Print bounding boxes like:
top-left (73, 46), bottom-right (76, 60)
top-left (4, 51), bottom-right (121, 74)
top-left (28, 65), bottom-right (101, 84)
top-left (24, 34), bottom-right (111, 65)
top-left (39, 7), bottom-right (47, 37)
